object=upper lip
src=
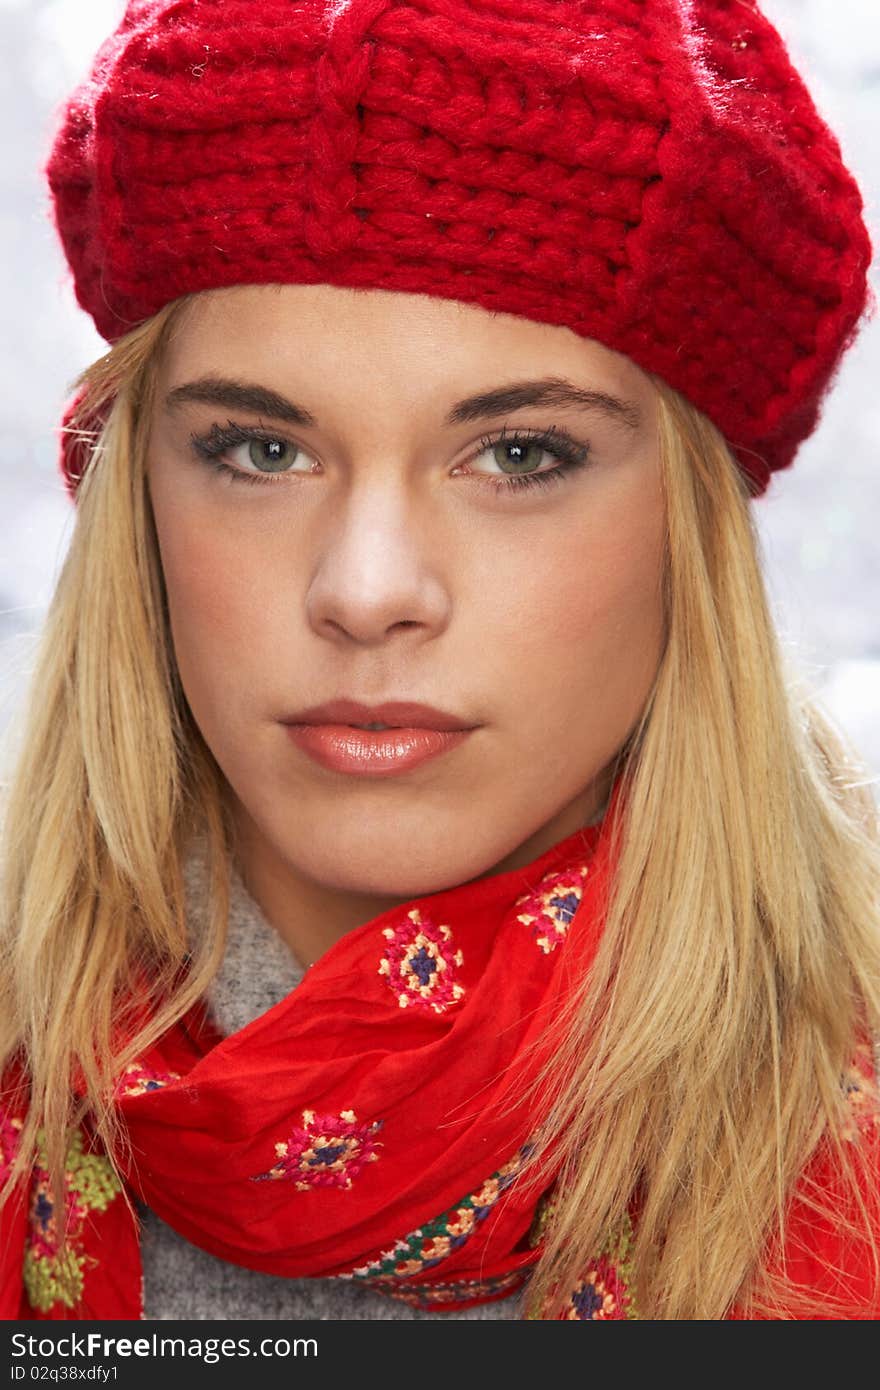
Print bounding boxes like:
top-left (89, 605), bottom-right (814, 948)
top-left (281, 699), bottom-right (476, 731)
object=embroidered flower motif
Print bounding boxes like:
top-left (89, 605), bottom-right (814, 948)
top-left (22, 1126), bottom-right (123, 1314)
top-left (250, 1109), bottom-right (384, 1191)
top-left (512, 865), bottom-right (590, 954)
top-left (378, 908), bottom-right (465, 1013)
top-left (340, 1141), bottom-right (534, 1286)
top-left (840, 1040), bottom-right (880, 1141)
top-left (564, 1258), bottom-right (630, 1320)
top-left (114, 1062), bottom-right (181, 1098)
top-left (29, 1171), bottom-right (89, 1262)
top-left (527, 1193), bottom-right (638, 1320)
top-left (0, 1105), bottom-right (23, 1184)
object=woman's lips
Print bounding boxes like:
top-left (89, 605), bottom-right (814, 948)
top-left (283, 722), bottom-right (473, 776)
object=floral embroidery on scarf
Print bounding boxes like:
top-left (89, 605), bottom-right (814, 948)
top-left (512, 864), bottom-right (590, 954)
top-left (525, 1192), bottom-right (639, 1320)
top-left (561, 1254), bottom-right (634, 1320)
top-left (840, 1039), bottom-right (880, 1142)
top-left (250, 1109), bottom-right (384, 1191)
top-left (0, 1105), bottom-right (23, 1184)
top-left (114, 1062), bottom-right (181, 1098)
top-left (339, 1141), bottom-right (534, 1292)
top-left (378, 908), bottom-right (465, 1012)
top-left (22, 1126), bottom-right (123, 1314)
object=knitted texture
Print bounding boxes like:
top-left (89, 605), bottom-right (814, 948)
top-left (45, 0), bottom-right (875, 499)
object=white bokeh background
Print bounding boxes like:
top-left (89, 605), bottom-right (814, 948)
top-left (1, 0), bottom-right (878, 791)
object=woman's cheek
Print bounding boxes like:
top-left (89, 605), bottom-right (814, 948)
top-left (160, 517), bottom-right (256, 641)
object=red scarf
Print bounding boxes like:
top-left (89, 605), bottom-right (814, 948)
top-left (0, 784), bottom-right (620, 1320)
top-left (2, 770), bottom-right (879, 1321)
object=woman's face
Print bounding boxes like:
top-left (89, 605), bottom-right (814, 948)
top-left (147, 283), bottom-right (666, 902)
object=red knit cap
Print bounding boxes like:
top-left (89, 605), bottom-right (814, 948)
top-left (45, 0), bottom-right (875, 501)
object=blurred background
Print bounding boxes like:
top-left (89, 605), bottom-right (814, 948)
top-left (1, 0), bottom-right (878, 793)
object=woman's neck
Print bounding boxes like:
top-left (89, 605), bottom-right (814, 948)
top-left (229, 776), bottom-right (612, 970)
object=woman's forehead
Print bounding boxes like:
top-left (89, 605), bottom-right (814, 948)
top-left (159, 282), bottom-right (657, 430)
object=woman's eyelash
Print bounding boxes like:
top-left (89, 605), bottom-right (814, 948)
top-left (189, 422), bottom-right (291, 488)
top-left (473, 425), bottom-right (591, 493)
top-left (188, 420), bottom-right (592, 494)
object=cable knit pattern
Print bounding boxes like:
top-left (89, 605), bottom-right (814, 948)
top-left (137, 837), bottom-right (521, 1319)
top-left (45, 0), bottom-right (874, 499)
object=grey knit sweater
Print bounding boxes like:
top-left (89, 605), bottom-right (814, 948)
top-left (137, 841), bottom-right (523, 1320)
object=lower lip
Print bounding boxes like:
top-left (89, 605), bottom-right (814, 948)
top-left (283, 723), bottom-right (474, 776)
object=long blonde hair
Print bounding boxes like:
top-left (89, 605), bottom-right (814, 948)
top-left (1, 296), bottom-right (879, 1318)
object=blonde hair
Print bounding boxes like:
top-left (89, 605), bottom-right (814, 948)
top-left (1, 295), bottom-right (879, 1318)
top-left (516, 383), bottom-right (880, 1318)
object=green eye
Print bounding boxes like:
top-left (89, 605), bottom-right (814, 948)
top-left (471, 425), bottom-right (592, 494)
top-left (245, 437), bottom-right (297, 473)
top-left (488, 440), bottom-right (546, 473)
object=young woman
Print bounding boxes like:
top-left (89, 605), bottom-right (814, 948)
top-left (1, 0), bottom-right (879, 1321)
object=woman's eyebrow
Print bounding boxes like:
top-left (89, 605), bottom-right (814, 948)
top-left (163, 374), bottom-right (643, 432)
top-left (446, 377), bottom-right (643, 431)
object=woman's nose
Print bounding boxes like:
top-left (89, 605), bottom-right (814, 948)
top-left (304, 480), bottom-right (452, 647)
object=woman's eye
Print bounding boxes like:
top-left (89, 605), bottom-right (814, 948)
top-left (240, 437), bottom-right (301, 473)
top-left (468, 426), bottom-right (592, 495)
top-left (477, 438), bottom-right (547, 474)
top-left (189, 423), bottom-right (311, 486)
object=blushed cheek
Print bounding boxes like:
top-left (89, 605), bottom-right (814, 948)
top-left (515, 506), bottom-right (663, 643)
top-left (151, 496), bottom-right (266, 721)
top-left (506, 507), bottom-right (665, 746)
